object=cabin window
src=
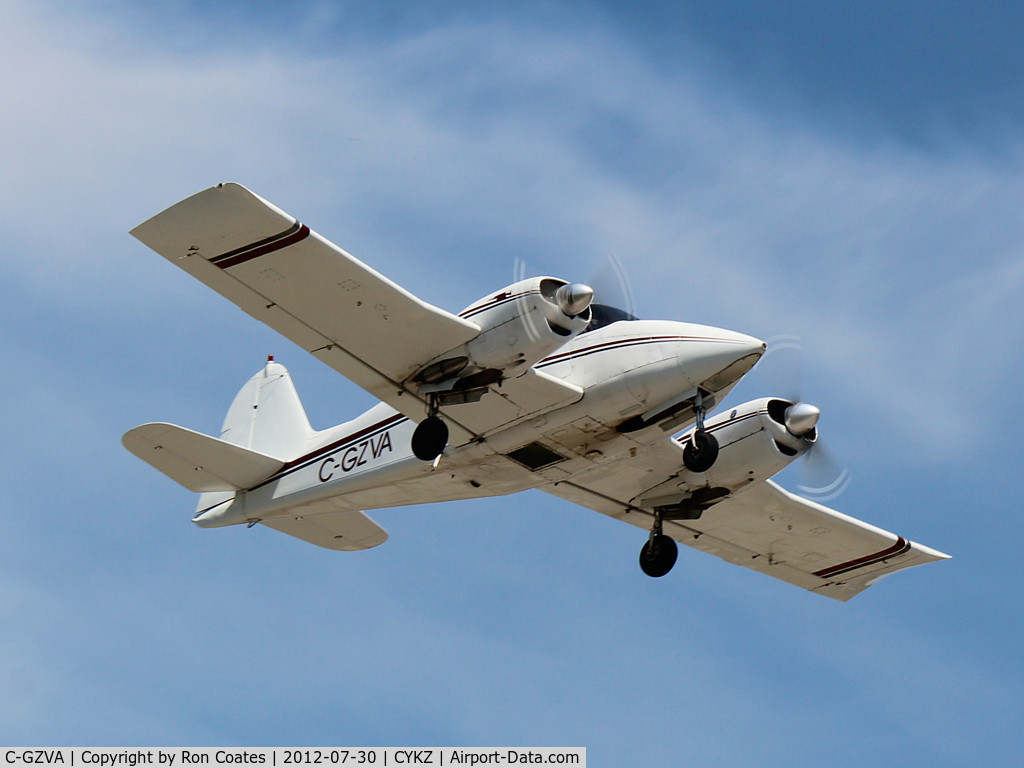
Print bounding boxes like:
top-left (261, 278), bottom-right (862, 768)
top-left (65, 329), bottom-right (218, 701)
top-left (582, 304), bottom-right (639, 334)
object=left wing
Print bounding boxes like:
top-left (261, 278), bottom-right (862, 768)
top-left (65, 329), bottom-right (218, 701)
top-left (131, 183), bottom-right (479, 417)
top-left (543, 440), bottom-right (948, 601)
top-left (131, 183), bottom-right (580, 441)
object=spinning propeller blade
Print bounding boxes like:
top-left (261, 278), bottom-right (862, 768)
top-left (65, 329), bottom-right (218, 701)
top-left (758, 337), bottom-right (852, 502)
top-left (587, 250), bottom-right (637, 317)
top-left (797, 440), bottom-right (851, 502)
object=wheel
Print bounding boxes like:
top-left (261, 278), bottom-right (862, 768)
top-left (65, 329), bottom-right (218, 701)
top-left (411, 415), bottom-right (448, 461)
top-left (639, 534), bottom-right (678, 577)
top-left (683, 429), bottom-right (719, 473)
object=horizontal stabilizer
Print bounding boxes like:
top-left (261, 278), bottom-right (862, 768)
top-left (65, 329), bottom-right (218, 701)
top-left (261, 510), bottom-right (388, 551)
top-left (123, 422), bottom-right (284, 492)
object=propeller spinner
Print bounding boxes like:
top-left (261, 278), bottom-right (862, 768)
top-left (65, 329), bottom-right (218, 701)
top-left (554, 282), bottom-right (595, 317)
top-left (784, 402), bottom-right (820, 436)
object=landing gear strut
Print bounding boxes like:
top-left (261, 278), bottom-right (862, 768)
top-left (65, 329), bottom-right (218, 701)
top-left (639, 510), bottom-right (678, 577)
top-left (682, 391), bottom-right (719, 473)
top-left (411, 395), bottom-right (448, 462)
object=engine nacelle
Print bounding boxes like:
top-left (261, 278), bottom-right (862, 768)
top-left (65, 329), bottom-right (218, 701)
top-left (690, 397), bottom-right (816, 485)
top-left (641, 398), bottom-right (817, 517)
top-left (414, 277), bottom-right (592, 400)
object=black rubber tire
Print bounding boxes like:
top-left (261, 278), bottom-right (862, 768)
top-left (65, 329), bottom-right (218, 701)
top-left (639, 534), bottom-right (678, 577)
top-left (683, 429), bottom-right (719, 473)
top-left (411, 416), bottom-right (449, 461)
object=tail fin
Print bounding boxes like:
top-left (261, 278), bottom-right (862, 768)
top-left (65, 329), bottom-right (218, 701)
top-left (219, 357), bottom-right (316, 457)
top-left (125, 358), bottom-right (390, 548)
top-left (191, 357), bottom-right (316, 518)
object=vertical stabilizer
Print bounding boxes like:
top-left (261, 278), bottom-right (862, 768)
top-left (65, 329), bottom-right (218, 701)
top-left (219, 357), bottom-right (316, 459)
top-left (194, 358), bottom-right (316, 520)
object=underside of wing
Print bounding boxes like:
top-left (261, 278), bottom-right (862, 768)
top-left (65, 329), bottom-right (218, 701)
top-left (450, 367), bottom-right (583, 438)
top-left (678, 480), bottom-right (948, 600)
top-left (543, 442), bottom-right (949, 600)
top-left (132, 183), bottom-right (582, 445)
top-left (131, 183), bottom-right (480, 419)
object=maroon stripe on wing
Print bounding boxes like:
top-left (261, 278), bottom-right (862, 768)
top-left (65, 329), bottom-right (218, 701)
top-left (211, 222), bottom-right (311, 269)
top-left (813, 537), bottom-right (911, 579)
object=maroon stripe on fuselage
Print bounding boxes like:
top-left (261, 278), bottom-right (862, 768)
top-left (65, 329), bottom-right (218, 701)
top-left (282, 413), bottom-right (407, 473)
top-left (536, 335), bottom-right (729, 368)
top-left (249, 412), bottom-right (408, 491)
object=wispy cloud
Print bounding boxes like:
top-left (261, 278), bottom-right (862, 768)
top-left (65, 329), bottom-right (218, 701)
top-left (1, 1), bottom-right (1021, 757)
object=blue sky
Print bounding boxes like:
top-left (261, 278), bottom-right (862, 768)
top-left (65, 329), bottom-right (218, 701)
top-left (2, 0), bottom-right (1022, 763)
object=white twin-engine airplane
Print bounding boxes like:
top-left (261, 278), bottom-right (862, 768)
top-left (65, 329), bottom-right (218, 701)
top-left (124, 183), bottom-right (948, 601)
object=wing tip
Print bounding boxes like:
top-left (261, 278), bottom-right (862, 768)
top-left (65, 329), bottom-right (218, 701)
top-left (908, 538), bottom-right (952, 563)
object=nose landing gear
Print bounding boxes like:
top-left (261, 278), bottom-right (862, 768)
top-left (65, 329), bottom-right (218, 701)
top-left (682, 391), bottom-right (719, 473)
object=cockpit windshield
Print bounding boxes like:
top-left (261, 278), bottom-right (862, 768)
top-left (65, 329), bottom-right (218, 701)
top-left (582, 303), bottom-right (640, 334)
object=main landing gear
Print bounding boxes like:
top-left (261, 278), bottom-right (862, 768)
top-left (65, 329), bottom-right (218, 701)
top-left (411, 395), bottom-right (448, 462)
top-left (682, 391), bottom-right (719, 473)
top-left (639, 510), bottom-right (678, 577)
top-left (640, 395), bottom-right (721, 577)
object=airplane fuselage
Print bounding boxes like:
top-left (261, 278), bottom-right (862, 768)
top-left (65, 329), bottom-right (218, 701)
top-left (194, 318), bottom-right (764, 528)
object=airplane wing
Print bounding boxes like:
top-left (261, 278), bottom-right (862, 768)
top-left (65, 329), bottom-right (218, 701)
top-left (131, 183), bottom-right (479, 416)
top-left (132, 183), bottom-right (582, 442)
top-left (542, 441), bottom-right (949, 601)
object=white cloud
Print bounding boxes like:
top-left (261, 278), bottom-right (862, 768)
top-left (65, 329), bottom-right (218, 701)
top-left (1, 1), bottom-right (1021, 756)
